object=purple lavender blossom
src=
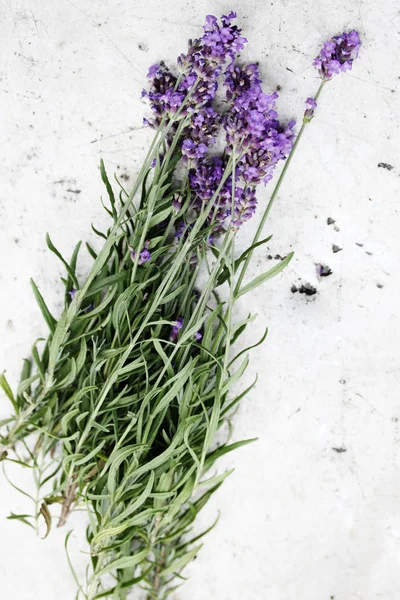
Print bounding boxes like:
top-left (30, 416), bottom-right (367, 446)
top-left (144, 14), bottom-right (247, 136)
top-left (231, 187), bottom-right (257, 228)
top-left (223, 63), bottom-right (296, 186)
top-left (304, 97), bottom-right (317, 121)
top-left (170, 316), bottom-right (184, 341)
top-left (189, 157), bottom-right (231, 203)
top-left (181, 106), bottom-right (220, 162)
top-left (194, 331), bottom-right (203, 341)
top-left (225, 63), bottom-right (261, 101)
top-left (179, 13), bottom-right (247, 79)
top-left (142, 64), bottom-right (179, 127)
top-left (313, 31), bottom-right (361, 80)
top-left (139, 249), bottom-right (151, 264)
top-left (130, 247), bottom-right (151, 265)
top-left (188, 157), bottom-right (233, 234)
top-left (182, 139), bottom-right (209, 161)
top-left (237, 119), bottom-right (296, 185)
top-left (144, 16), bottom-right (297, 236)
top-left (68, 288), bottom-right (77, 300)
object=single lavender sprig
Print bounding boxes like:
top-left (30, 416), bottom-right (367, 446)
top-left (235, 29), bottom-right (361, 293)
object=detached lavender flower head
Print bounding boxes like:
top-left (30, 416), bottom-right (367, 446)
top-left (313, 30), bottom-right (361, 80)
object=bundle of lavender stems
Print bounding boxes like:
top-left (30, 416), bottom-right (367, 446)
top-left (0, 13), bottom-right (360, 600)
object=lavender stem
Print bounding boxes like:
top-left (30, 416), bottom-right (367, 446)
top-left (234, 80), bottom-right (325, 295)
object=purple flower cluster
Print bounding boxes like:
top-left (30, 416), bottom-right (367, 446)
top-left (142, 64), bottom-right (179, 128)
top-left (181, 107), bottom-right (220, 162)
top-left (224, 63), bottom-right (296, 185)
top-left (144, 13), bottom-right (247, 159)
top-left (182, 58), bottom-right (295, 234)
top-left (231, 187), bottom-right (258, 229)
top-left (170, 316), bottom-right (184, 341)
top-left (130, 242), bottom-right (151, 265)
top-left (188, 157), bottom-right (232, 232)
top-left (143, 17), bottom-right (361, 240)
top-left (224, 62), bottom-right (261, 102)
top-left (313, 30), bottom-right (361, 80)
top-left (178, 13), bottom-right (247, 80)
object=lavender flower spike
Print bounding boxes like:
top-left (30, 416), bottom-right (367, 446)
top-left (313, 30), bottom-right (361, 81)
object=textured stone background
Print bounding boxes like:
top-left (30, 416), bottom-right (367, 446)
top-left (0, 1), bottom-right (399, 599)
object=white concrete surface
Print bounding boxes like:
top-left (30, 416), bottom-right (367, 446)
top-left (1, 1), bottom-right (400, 599)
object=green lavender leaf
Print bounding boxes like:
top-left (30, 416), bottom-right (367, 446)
top-left (0, 373), bottom-right (17, 412)
top-left (236, 252), bottom-right (294, 298)
top-left (30, 278), bottom-right (57, 333)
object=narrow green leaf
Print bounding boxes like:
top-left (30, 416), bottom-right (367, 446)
top-left (149, 206), bottom-right (173, 228)
top-left (46, 234), bottom-right (80, 289)
top-left (30, 279), bottom-right (57, 333)
top-left (204, 438), bottom-right (258, 470)
top-left (96, 545), bottom-right (150, 576)
top-left (237, 252), bottom-right (294, 297)
top-left (160, 544), bottom-right (202, 576)
top-left (93, 567), bottom-right (153, 599)
top-left (7, 513), bottom-right (36, 530)
top-left (217, 235), bottom-right (273, 286)
top-left (74, 440), bottom-right (106, 466)
top-left (100, 159), bottom-right (117, 220)
top-left (0, 373), bottom-right (17, 412)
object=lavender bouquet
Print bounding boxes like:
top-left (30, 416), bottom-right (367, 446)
top-left (0, 14), bottom-right (360, 600)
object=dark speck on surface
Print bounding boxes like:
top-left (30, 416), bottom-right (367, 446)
top-left (356, 242), bottom-right (363, 247)
top-left (120, 173), bottom-right (130, 181)
top-left (66, 189), bottom-right (81, 194)
top-left (327, 217), bottom-right (335, 225)
top-left (316, 263), bottom-right (332, 277)
top-left (392, 416), bottom-right (398, 422)
top-left (339, 378), bottom-right (346, 384)
top-left (376, 283), bottom-right (384, 289)
top-left (292, 283), bottom-right (317, 296)
top-left (377, 162), bottom-right (394, 171)
top-left (299, 283), bottom-right (317, 296)
top-left (332, 244), bottom-right (342, 253)
top-left (332, 447), bottom-right (347, 453)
